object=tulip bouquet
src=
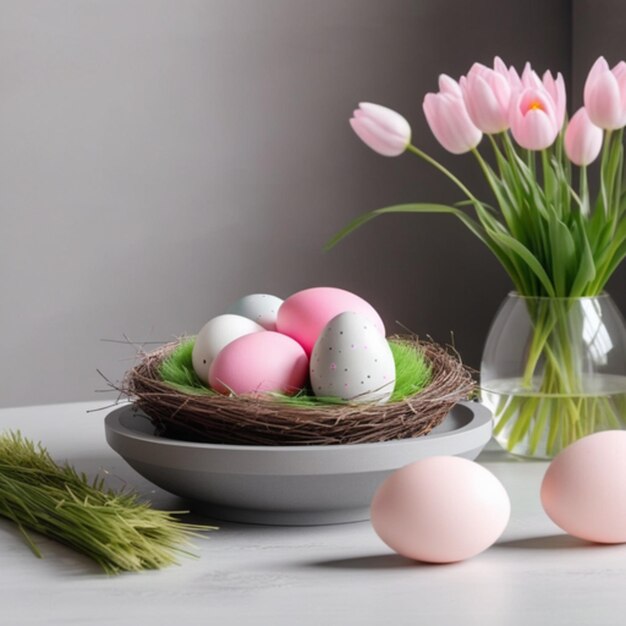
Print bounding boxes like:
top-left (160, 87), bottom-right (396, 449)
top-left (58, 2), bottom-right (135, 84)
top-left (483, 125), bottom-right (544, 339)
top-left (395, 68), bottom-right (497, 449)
top-left (330, 56), bottom-right (626, 456)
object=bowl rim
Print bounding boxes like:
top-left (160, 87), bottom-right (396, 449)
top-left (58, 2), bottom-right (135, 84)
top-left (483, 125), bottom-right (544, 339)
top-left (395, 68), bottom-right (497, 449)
top-left (104, 401), bottom-right (493, 475)
top-left (105, 401), bottom-right (491, 450)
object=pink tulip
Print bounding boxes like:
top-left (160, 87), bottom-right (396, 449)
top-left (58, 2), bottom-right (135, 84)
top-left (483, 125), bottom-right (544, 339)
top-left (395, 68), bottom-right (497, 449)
top-left (350, 103), bottom-right (411, 157)
top-left (502, 59), bottom-right (522, 92)
top-left (564, 107), bottom-right (603, 166)
top-left (584, 56), bottom-right (626, 130)
top-left (542, 70), bottom-right (567, 129)
top-left (423, 77), bottom-right (482, 154)
top-left (438, 73), bottom-right (463, 97)
top-left (518, 62), bottom-right (567, 129)
top-left (521, 62), bottom-right (543, 90)
top-left (460, 58), bottom-right (513, 133)
top-left (509, 87), bottom-right (560, 150)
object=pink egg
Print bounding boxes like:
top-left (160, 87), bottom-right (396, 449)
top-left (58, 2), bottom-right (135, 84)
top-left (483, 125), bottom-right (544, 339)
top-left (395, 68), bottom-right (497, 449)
top-left (371, 456), bottom-right (510, 563)
top-left (276, 287), bottom-right (385, 355)
top-left (541, 431), bottom-right (626, 543)
top-left (209, 331), bottom-right (308, 396)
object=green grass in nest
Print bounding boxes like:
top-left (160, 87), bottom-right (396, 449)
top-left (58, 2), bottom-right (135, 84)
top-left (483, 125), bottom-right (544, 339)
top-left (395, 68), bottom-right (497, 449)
top-left (159, 337), bottom-right (432, 405)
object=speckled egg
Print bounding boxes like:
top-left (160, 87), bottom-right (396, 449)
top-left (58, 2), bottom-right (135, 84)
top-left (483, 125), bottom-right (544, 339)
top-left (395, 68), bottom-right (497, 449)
top-left (227, 293), bottom-right (284, 331)
top-left (192, 314), bottom-right (264, 384)
top-left (276, 287), bottom-right (385, 355)
top-left (209, 331), bottom-right (308, 396)
top-left (310, 311), bottom-right (395, 403)
top-left (371, 457), bottom-right (511, 563)
top-left (541, 431), bottom-right (626, 543)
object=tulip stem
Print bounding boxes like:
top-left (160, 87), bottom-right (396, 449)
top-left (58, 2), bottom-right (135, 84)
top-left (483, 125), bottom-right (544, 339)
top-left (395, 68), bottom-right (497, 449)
top-left (600, 130), bottom-right (613, 215)
top-left (527, 151), bottom-right (536, 179)
top-left (580, 165), bottom-right (589, 216)
top-left (406, 144), bottom-right (478, 204)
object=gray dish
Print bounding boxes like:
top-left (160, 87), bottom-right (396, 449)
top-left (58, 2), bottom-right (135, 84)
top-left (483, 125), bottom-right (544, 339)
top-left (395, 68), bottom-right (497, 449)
top-left (105, 401), bottom-right (492, 526)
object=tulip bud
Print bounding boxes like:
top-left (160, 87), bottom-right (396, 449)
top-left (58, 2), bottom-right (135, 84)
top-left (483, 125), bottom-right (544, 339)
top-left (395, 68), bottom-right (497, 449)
top-left (584, 56), bottom-right (626, 130)
top-left (423, 77), bottom-right (482, 154)
top-left (564, 107), bottom-right (603, 166)
top-left (349, 103), bottom-right (411, 157)
top-left (509, 87), bottom-right (560, 151)
top-left (438, 73), bottom-right (463, 97)
top-left (460, 61), bottom-right (513, 134)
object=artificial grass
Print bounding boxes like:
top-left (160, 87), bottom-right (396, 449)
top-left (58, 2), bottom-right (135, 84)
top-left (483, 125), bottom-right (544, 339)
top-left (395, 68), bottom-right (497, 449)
top-left (158, 337), bottom-right (432, 405)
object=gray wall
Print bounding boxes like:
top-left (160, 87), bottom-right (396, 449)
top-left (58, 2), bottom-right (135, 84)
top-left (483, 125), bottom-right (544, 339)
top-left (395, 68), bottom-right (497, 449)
top-left (0, 0), bottom-right (589, 408)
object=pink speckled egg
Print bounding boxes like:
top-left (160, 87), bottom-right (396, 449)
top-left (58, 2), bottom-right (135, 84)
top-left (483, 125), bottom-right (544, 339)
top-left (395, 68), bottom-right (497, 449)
top-left (541, 431), bottom-right (626, 543)
top-left (371, 456), bottom-right (510, 563)
top-left (209, 331), bottom-right (308, 396)
top-left (276, 287), bottom-right (385, 355)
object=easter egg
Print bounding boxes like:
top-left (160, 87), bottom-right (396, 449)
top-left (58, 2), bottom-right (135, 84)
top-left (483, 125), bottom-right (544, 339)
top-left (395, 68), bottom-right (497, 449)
top-left (371, 456), bottom-right (510, 563)
top-left (227, 293), bottom-right (284, 331)
top-left (310, 312), bottom-right (395, 403)
top-left (192, 314), bottom-right (264, 384)
top-left (541, 431), bottom-right (626, 543)
top-left (276, 287), bottom-right (385, 355)
top-left (209, 331), bottom-right (308, 395)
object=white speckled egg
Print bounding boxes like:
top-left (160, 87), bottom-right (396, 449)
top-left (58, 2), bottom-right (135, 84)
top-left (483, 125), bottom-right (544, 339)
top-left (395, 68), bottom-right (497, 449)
top-left (192, 314), bottom-right (264, 384)
top-left (227, 293), bottom-right (284, 331)
top-left (310, 311), bottom-right (395, 403)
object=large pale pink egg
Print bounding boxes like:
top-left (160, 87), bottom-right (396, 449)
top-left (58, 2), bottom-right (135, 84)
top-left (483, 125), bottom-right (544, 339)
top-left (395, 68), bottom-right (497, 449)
top-left (371, 456), bottom-right (510, 563)
top-left (208, 331), bottom-right (308, 396)
top-left (276, 287), bottom-right (385, 355)
top-left (541, 431), bottom-right (626, 543)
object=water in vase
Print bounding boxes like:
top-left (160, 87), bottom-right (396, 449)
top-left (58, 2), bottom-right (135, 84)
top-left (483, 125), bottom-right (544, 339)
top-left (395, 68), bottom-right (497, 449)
top-left (482, 374), bottom-right (626, 458)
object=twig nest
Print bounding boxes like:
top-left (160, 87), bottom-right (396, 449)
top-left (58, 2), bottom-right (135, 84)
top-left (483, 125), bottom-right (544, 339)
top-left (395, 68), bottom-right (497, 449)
top-left (121, 336), bottom-right (474, 446)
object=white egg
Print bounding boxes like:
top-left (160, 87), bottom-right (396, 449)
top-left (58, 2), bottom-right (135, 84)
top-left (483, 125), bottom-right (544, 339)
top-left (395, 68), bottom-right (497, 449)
top-left (192, 314), bottom-right (264, 384)
top-left (227, 293), bottom-right (284, 331)
top-left (310, 311), bottom-right (396, 404)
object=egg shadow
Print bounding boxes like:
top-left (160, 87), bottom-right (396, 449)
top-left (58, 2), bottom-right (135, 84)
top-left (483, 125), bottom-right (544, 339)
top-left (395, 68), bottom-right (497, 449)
top-left (495, 534), bottom-right (605, 550)
top-left (307, 553), bottom-right (447, 570)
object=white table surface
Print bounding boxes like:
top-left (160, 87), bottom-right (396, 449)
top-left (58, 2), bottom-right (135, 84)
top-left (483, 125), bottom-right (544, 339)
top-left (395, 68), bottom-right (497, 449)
top-left (1, 401), bottom-right (626, 626)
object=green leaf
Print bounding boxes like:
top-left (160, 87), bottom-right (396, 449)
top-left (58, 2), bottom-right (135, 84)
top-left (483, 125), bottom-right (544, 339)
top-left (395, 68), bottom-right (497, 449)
top-left (324, 203), bottom-right (485, 250)
top-left (548, 214), bottom-right (575, 294)
top-left (325, 203), bottom-right (526, 293)
top-left (592, 217), bottom-right (626, 291)
top-left (570, 213), bottom-right (597, 296)
top-left (325, 203), bottom-right (486, 250)
top-left (542, 150), bottom-right (558, 211)
top-left (473, 151), bottom-right (523, 238)
top-left (489, 229), bottom-right (556, 296)
top-left (595, 240), bottom-right (626, 291)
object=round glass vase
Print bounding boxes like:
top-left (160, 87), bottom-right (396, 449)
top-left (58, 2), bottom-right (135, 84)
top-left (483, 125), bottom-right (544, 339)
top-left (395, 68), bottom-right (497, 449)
top-left (481, 292), bottom-right (626, 459)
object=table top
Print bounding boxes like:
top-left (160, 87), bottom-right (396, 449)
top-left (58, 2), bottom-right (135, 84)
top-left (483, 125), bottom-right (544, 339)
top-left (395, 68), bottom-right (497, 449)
top-left (1, 401), bottom-right (626, 626)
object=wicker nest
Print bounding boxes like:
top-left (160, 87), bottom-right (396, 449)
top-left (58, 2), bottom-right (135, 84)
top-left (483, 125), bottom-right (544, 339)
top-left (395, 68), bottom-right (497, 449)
top-left (121, 336), bottom-right (475, 446)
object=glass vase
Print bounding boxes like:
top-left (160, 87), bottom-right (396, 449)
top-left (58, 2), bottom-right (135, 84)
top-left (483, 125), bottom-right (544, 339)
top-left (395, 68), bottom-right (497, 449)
top-left (481, 292), bottom-right (626, 459)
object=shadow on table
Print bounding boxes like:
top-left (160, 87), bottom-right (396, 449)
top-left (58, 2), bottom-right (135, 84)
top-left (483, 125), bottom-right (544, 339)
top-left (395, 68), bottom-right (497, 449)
top-left (495, 534), bottom-right (601, 550)
top-left (307, 554), bottom-right (435, 570)
top-left (0, 519), bottom-right (107, 578)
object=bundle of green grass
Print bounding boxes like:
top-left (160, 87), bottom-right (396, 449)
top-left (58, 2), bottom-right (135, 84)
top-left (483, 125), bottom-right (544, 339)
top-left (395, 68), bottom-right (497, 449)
top-left (123, 335), bottom-right (474, 446)
top-left (0, 432), bottom-right (213, 574)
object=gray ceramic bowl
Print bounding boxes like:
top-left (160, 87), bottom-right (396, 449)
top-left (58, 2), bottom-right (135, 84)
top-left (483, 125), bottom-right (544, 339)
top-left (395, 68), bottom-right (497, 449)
top-left (105, 401), bottom-right (492, 526)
